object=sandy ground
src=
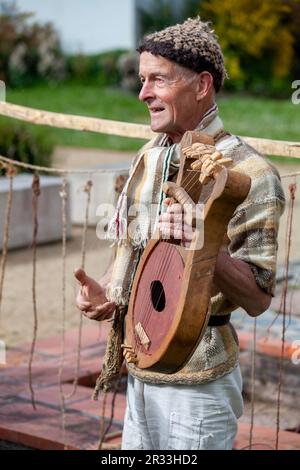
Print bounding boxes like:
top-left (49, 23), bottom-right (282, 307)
top-left (0, 147), bottom-right (299, 347)
top-left (0, 225), bottom-right (112, 346)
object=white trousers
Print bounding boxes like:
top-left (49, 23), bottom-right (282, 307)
top-left (121, 366), bottom-right (244, 450)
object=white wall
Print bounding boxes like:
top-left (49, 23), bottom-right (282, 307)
top-left (15, 0), bottom-right (136, 53)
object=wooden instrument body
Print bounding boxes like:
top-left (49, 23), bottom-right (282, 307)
top-left (125, 133), bottom-right (251, 373)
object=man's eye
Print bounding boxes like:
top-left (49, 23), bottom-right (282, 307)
top-left (155, 78), bottom-right (165, 86)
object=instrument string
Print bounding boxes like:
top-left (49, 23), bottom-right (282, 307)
top-left (135, 151), bottom-right (210, 352)
top-left (139, 168), bottom-right (202, 340)
top-left (142, 169), bottom-right (201, 321)
top-left (142, 242), bottom-right (175, 342)
top-left (134, 226), bottom-right (173, 348)
top-left (134, 167), bottom-right (199, 340)
top-left (140, 169), bottom-right (198, 334)
top-left (137, 166), bottom-right (203, 352)
top-left (137, 242), bottom-right (175, 353)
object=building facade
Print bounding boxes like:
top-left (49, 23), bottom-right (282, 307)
top-left (14, 0), bottom-right (187, 54)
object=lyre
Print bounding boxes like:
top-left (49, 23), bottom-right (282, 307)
top-left (124, 131), bottom-right (251, 372)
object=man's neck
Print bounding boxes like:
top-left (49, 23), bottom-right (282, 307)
top-left (166, 101), bottom-right (217, 144)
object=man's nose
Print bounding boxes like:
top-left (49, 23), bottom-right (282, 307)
top-left (139, 81), bottom-right (154, 102)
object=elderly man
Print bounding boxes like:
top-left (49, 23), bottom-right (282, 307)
top-left (75, 18), bottom-right (285, 450)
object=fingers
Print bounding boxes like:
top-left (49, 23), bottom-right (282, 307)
top-left (76, 296), bottom-right (115, 321)
top-left (159, 205), bottom-right (196, 241)
top-left (163, 182), bottom-right (194, 206)
top-left (74, 267), bottom-right (87, 285)
top-left (159, 205), bottom-right (184, 238)
top-left (89, 302), bottom-right (116, 321)
top-left (159, 220), bottom-right (194, 241)
top-left (76, 300), bottom-right (93, 312)
top-left (160, 208), bottom-right (193, 223)
top-left (159, 213), bottom-right (184, 230)
top-left (95, 301), bottom-right (116, 315)
top-left (166, 203), bottom-right (183, 214)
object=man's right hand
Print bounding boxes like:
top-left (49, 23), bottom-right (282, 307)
top-left (74, 268), bottom-right (115, 321)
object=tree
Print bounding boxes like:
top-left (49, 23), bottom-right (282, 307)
top-left (199, 0), bottom-right (298, 93)
top-left (0, 0), bottom-right (65, 86)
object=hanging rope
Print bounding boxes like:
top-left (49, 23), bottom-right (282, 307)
top-left (281, 171), bottom-right (300, 179)
top-left (0, 154), bottom-right (128, 175)
top-left (0, 155), bottom-right (127, 449)
top-left (57, 177), bottom-right (68, 449)
top-left (80, 180), bottom-right (93, 273)
top-left (28, 173), bottom-right (41, 410)
top-left (249, 317), bottom-right (257, 450)
top-left (98, 371), bottom-right (123, 450)
top-left (1, 154), bottom-right (299, 179)
top-left (0, 164), bottom-right (16, 321)
top-left (275, 181), bottom-right (296, 450)
top-left (65, 179), bottom-right (93, 401)
top-left (98, 388), bottom-right (108, 450)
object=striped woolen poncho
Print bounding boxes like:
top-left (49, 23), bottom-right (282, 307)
top-left (127, 131), bottom-right (285, 385)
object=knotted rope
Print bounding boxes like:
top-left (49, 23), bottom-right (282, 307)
top-left (249, 317), bottom-right (257, 450)
top-left (275, 181), bottom-right (297, 449)
top-left (28, 173), bottom-right (41, 410)
top-left (57, 177), bottom-right (69, 449)
top-left (0, 164), bottom-right (16, 321)
top-left (65, 179), bottom-right (93, 401)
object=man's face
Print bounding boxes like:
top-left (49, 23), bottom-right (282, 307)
top-left (139, 52), bottom-right (201, 142)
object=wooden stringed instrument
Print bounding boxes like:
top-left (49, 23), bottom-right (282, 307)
top-left (124, 131), bottom-right (251, 373)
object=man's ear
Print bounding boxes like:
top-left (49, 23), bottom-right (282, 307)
top-left (196, 72), bottom-right (214, 100)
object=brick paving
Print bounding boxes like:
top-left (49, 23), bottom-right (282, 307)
top-left (1, 324), bottom-right (300, 450)
top-left (0, 323), bottom-right (124, 450)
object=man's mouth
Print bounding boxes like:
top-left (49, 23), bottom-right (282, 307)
top-left (149, 107), bottom-right (165, 114)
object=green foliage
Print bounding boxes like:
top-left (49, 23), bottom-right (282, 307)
top-left (0, 1), bottom-right (66, 87)
top-left (199, 0), bottom-right (300, 97)
top-left (138, 0), bottom-right (178, 36)
top-left (138, 0), bottom-right (199, 37)
top-left (0, 2), bottom-right (127, 89)
top-left (117, 51), bottom-right (140, 92)
top-left (66, 50), bottom-right (126, 86)
top-left (0, 118), bottom-right (54, 170)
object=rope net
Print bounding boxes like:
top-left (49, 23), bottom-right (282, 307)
top-left (0, 108), bottom-right (299, 450)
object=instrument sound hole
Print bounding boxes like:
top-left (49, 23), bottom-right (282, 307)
top-left (150, 280), bottom-right (166, 312)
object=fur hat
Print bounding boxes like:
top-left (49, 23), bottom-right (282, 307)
top-left (137, 17), bottom-right (227, 93)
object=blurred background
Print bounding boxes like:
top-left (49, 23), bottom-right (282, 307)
top-left (0, 0), bottom-right (300, 450)
top-left (0, 0), bottom-right (299, 162)
top-left (0, 0), bottom-right (299, 362)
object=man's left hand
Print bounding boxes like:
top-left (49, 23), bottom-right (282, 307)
top-left (158, 197), bottom-right (195, 247)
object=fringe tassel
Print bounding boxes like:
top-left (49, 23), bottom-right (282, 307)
top-left (92, 306), bottom-right (127, 399)
top-left (106, 286), bottom-right (130, 306)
